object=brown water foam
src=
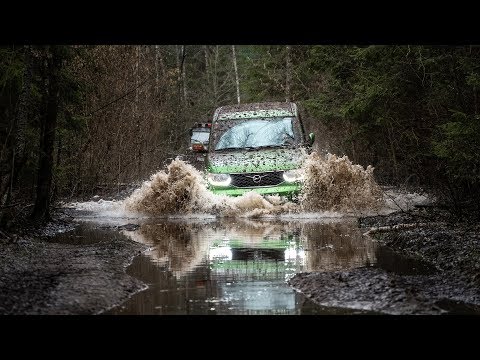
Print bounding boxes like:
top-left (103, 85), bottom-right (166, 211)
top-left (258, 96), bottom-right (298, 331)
top-left (124, 152), bottom-right (384, 217)
top-left (300, 153), bottom-right (383, 212)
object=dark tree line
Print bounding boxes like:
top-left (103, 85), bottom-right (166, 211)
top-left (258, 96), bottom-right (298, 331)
top-left (1, 45), bottom-right (480, 229)
top-left (1, 45), bottom-right (85, 225)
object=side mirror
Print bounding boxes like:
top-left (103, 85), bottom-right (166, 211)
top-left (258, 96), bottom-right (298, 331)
top-left (308, 133), bottom-right (315, 145)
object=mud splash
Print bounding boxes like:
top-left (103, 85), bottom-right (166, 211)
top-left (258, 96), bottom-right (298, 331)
top-left (124, 160), bottom-right (212, 214)
top-left (123, 152), bottom-right (385, 217)
top-left (124, 159), bottom-right (297, 217)
top-left (300, 153), bottom-right (384, 213)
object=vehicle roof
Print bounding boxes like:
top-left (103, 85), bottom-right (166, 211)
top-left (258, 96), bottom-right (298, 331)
top-left (213, 102), bottom-right (297, 121)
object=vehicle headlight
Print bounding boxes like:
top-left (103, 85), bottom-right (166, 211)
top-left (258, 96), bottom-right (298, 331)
top-left (283, 169), bottom-right (304, 183)
top-left (207, 173), bottom-right (232, 187)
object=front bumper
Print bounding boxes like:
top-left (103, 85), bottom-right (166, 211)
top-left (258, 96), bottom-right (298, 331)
top-left (209, 183), bottom-right (302, 197)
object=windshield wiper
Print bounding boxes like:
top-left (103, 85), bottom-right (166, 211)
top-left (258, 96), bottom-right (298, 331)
top-left (215, 147), bottom-right (243, 152)
top-left (216, 146), bottom-right (263, 152)
top-left (250, 144), bottom-right (292, 150)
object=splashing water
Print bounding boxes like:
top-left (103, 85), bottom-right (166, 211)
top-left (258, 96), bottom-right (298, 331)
top-left (122, 152), bottom-right (386, 218)
top-left (124, 159), bottom-right (211, 214)
top-left (124, 159), bottom-right (295, 218)
top-left (299, 152), bottom-right (384, 213)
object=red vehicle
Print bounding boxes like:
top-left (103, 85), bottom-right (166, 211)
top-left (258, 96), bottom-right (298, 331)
top-left (186, 122), bottom-right (211, 170)
top-left (189, 122), bottom-right (211, 152)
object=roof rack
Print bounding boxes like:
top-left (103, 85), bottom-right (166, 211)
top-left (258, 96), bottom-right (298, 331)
top-left (213, 102), bottom-right (297, 122)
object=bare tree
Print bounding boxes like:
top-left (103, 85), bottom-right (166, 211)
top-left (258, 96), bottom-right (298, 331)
top-left (176, 45), bottom-right (188, 106)
top-left (213, 45), bottom-right (219, 106)
top-left (285, 45), bottom-right (292, 102)
top-left (181, 45), bottom-right (188, 105)
top-left (135, 45), bottom-right (140, 113)
top-left (135, 46), bottom-right (143, 177)
top-left (204, 45), bottom-right (209, 82)
top-left (232, 45), bottom-right (241, 104)
top-left (155, 45), bottom-right (160, 92)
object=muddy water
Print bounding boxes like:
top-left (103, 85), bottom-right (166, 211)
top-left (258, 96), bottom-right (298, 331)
top-left (95, 217), bottom-right (381, 315)
top-left (123, 155), bottom-right (384, 217)
top-left (64, 154), bottom-right (433, 314)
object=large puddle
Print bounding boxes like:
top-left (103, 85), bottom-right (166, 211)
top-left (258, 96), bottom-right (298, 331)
top-left (101, 218), bottom-right (377, 314)
top-left (43, 214), bottom-right (425, 315)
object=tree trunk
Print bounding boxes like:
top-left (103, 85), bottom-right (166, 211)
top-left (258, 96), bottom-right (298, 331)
top-left (285, 45), bottom-right (292, 102)
top-left (232, 45), bottom-right (241, 104)
top-left (135, 46), bottom-right (142, 177)
top-left (51, 131), bottom-right (62, 200)
top-left (155, 45), bottom-right (160, 93)
top-left (213, 46), bottom-right (219, 106)
top-left (181, 45), bottom-right (188, 106)
top-left (135, 45), bottom-right (140, 115)
top-left (204, 45), bottom-right (209, 81)
top-left (474, 85), bottom-right (478, 116)
top-left (176, 45), bottom-right (182, 102)
top-left (31, 46), bottom-right (62, 222)
top-left (175, 45), bottom-right (188, 105)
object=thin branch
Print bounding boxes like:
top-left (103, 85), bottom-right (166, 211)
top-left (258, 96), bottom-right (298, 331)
top-left (86, 76), bottom-right (154, 117)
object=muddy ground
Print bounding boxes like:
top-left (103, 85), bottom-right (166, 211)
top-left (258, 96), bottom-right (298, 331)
top-left (289, 207), bottom-right (480, 314)
top-left (0, 211), bottom-right (148, 315)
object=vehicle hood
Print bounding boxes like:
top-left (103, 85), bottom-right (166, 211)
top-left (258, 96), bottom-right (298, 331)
top-left (206, 148), bottom-right (306, 173)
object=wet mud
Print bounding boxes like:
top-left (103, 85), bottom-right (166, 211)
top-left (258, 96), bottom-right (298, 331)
top-left (289, 208), bottom-right (480, 314)
top-left (0, 220), bottom-right (147, 315)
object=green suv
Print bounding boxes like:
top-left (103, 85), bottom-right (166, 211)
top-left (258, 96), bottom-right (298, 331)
top-left (202, 102), bottom-right (314, 198)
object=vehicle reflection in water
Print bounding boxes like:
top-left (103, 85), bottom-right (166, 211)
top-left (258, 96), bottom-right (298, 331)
top-left (108, 218), bottom-right (377, 315)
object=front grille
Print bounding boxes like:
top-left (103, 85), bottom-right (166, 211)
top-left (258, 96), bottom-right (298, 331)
top-left (230, 171), bottom-right (284, 188)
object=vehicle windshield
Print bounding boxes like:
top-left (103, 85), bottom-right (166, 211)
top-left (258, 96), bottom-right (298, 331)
top-left (191, 130), bottom-right (210, 145)
top-left (214, 117), bottom-right (300, 151)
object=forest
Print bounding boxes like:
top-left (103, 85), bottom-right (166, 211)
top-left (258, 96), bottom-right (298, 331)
top-left (1, 45), bottom-right (480, 229)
